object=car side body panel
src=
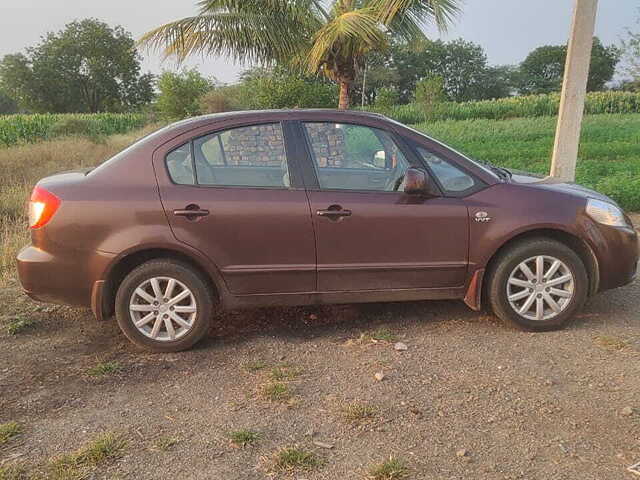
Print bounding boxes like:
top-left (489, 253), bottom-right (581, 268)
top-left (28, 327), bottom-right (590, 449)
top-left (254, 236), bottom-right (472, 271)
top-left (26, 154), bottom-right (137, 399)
top-left (15, 110), bottom-right (638, 321)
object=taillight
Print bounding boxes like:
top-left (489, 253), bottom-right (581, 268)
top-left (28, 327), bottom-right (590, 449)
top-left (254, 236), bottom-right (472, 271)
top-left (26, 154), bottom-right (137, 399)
top-left (28, 186), bottom-right (61, 229)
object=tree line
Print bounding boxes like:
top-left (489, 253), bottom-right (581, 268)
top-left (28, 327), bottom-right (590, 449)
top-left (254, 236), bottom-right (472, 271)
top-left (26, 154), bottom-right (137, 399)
top-left (0, 12), bottom-right (638, 117)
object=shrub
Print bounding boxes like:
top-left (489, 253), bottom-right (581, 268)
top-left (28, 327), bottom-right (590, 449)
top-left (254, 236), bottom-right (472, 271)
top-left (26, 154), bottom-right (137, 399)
top-left (415, 76), bottom-right (446, 118)
top-left (155, 69), bottom-right (214, 120)
top-left (374, 87), bottom-right (399, 108)
top-left (199, 89), bottom-right (234, 114)
top-left (237, 68), bottom-right (338, 110)
top-left (49, 117), bottom-right (93, 137)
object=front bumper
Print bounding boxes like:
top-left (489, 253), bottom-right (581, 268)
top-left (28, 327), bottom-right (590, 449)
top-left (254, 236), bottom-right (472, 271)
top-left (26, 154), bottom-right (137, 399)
top-left (591, 225), bottom-right (638, 292)
top-left (17, 245), bottom-right (115, 308)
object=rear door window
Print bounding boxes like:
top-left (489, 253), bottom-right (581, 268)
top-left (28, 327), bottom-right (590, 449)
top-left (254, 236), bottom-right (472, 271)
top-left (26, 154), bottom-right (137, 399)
top-left (193, 123), bottom-right (290, 188)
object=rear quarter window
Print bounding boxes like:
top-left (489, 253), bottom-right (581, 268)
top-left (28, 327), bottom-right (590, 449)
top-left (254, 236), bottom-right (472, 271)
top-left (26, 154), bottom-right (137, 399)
top-left (166, 143), bottom-right (195, 185)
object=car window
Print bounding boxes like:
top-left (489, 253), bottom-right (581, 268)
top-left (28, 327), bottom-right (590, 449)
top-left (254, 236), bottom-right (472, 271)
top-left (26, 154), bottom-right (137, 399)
top-left (166, 143), bottom-right (195, 185)
top-left (416, 147), bottom-right (476, 193)
top-left (191, 123), bottom-right (290, 188)
top-left (303, 122), bottom-right (410, 192)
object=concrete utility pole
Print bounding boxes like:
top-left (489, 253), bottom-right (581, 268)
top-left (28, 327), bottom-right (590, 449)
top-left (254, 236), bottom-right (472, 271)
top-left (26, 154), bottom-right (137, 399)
top-left (550, 0), bottom-right (599, 181)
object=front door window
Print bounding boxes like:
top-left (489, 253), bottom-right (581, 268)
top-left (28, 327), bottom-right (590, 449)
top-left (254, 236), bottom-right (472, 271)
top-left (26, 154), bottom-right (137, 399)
top-left (303, 122), bottom-right (411, 192)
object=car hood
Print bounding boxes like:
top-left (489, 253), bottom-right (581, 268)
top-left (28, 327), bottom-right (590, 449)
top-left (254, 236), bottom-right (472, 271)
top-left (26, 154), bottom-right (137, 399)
top-left (509, 170), bottom-right (616, 205)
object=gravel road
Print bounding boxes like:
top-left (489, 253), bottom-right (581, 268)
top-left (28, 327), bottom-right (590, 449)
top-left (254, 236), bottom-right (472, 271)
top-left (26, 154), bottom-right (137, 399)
top-left (1, 221), bottom-right (639, 479)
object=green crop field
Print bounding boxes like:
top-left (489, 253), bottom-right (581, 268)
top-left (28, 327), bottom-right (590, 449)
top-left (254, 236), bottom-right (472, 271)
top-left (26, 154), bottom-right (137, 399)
top-left (0, 113), bottom-right (147, 147)
top-left (368, 91), bottom-right (640, 124)
top-left (412, 113), bottom-right (640, 210)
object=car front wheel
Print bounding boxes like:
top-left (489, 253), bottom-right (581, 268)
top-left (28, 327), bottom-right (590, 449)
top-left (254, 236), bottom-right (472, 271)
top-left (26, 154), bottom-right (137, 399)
top-left (487, 238), bottom-right (589, 331)
top-left (115, 259), bottom-right (213, 352)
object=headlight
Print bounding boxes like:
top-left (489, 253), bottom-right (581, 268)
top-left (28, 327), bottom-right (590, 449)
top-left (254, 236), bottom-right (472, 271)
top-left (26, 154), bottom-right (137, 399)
top-left (586, 199), bottom-right (628, 227)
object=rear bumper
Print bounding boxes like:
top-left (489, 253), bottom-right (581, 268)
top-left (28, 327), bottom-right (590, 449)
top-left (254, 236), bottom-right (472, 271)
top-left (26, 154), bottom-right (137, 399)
top-left (17, 245), bottom-right (115, 308)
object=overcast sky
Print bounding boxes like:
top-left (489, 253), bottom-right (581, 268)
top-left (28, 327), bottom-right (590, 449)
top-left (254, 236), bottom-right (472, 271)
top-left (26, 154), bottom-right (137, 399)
top-left (1, 0), bottom-right (638, 83)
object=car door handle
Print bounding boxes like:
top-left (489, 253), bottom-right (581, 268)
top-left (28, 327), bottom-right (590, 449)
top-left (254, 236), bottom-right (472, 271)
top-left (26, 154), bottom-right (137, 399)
top-left (173, 205), bottom-right (210, 219)
top-left (316, 205), bottom-right (352, 219)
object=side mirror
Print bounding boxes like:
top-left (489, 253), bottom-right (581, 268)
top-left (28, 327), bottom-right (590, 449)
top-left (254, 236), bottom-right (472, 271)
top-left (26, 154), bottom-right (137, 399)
top-left (403, 168), bottom-right (431, 195)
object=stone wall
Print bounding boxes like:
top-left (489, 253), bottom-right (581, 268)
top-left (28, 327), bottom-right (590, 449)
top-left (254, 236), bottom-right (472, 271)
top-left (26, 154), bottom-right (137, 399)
top-left (305, 123), bottom-right (345, 168)
top-left (225, 124), bottom-right (286, 166)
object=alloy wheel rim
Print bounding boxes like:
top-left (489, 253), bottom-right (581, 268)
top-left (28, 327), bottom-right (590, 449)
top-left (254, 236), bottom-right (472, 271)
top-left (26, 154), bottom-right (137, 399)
top-left (506, 255), bottom-right (575, 321)
top-left (129, 276), bottom-right (197, 341)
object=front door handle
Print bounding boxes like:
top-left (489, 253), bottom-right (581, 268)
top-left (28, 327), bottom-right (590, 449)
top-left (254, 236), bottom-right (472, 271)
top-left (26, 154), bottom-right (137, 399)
top-left (316, 205), bottom-right (352, 220)
top-left (173, 204), bottom-right (210, 220)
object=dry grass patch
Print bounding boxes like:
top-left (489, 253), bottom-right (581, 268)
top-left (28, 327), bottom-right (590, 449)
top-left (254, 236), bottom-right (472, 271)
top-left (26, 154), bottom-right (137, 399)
top-left (368, 457), bottom-right (409, 479)
top-left (227, 429), bottom-right (260, 447)
top-left (0, 464), bottom-right (30, 480)
top-left (595, 335), bottom-right (629, 351)
top-left (6, 317), bottom-right (37, 336)
top-left (260, 382), bottom-right (292, 402)
top-left (243, 359), bottom-right (268, 372)
top-left (271, 446), bottom-right (320, 473)
top-left (86, 361), bottom-right (122, 377)
top-left (269, 365), bottom-right (302, 381)
top-left (48, 433), bottom-right (126, 480)
top-left (152, 436), bottom-right (179, 451)
top-left (342, 402), bottom-right (378, 424)
top-left (0, 422), bottom-right (22, 446)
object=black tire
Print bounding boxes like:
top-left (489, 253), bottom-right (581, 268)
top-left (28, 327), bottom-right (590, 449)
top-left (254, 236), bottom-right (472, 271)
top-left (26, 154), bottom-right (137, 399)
top-left (486, 238), bottom-right (588, 331)
top-left (115, 259), bottom-right (213, 352)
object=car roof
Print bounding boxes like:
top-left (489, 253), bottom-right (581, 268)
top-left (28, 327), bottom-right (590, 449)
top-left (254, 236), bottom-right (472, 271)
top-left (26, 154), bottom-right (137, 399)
top-left (165, 108), bottom-right (391, 132)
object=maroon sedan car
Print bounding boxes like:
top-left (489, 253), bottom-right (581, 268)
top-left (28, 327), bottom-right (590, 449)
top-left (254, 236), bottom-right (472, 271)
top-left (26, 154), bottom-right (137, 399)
top-left (17, 110), bottom-right (638, 352)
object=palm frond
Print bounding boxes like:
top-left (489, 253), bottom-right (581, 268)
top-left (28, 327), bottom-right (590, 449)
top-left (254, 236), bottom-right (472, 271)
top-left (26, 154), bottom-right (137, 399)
top-left (196, 0), bottom-right (327, 20)
top-left (139, 10), bottom-right (318, 65)
top-left (370, 0), bottom-right (461, 32)
top-left (307, 9), bottom-right (388, 78)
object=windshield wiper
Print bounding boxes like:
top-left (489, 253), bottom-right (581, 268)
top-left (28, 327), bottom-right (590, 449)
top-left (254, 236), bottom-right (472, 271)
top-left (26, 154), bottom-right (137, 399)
top-left (487, 165), bottom-right (512, 181)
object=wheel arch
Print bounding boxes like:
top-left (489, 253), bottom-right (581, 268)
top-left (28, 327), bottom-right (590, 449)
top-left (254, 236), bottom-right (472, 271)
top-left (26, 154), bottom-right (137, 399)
top-left (100, 246), bottom-right (223, 320)
top-left (479, 228), bottom-right (599, 308)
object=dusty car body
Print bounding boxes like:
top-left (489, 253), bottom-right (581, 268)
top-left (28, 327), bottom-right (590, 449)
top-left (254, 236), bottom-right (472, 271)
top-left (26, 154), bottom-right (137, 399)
top-left (17, 110), bottom-right (638, 351)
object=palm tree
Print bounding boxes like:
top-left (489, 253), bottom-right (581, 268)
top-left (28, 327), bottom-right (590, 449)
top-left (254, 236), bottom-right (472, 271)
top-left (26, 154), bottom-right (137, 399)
top-left (140, 0), bottom-right (461, 109)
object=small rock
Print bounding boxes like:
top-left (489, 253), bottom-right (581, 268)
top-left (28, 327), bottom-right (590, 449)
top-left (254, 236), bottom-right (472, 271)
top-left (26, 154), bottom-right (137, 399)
top-left (374, 372), bottom-right (385, 382)
top-left (621, 407), bottom-right (634, 417)
top-left (312, 440), bottom-right (334, 449)
top-left (456, 449), bottom-right (468, 457)
top-left (394, 342), bottom-right (408, 351)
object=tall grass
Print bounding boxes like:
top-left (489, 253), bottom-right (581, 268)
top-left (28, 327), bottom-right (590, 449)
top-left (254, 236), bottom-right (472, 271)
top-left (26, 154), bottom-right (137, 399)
top-left (366, 91), bottom-right (640, 124)
top-left (0, 125), bottom-right (160, 284)
top-left (0, 113), bottom-right (147, 147)
top-left (415, 113), bottom-right (640, 210)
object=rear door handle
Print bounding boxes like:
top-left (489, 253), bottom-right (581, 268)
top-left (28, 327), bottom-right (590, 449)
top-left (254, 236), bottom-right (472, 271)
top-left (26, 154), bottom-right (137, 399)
top-left (317, 209), bottom-right (352, 217)
top-left (173, 204), bottom-right (210, 219)
top-left (316, 205), bottom-right (352, 220)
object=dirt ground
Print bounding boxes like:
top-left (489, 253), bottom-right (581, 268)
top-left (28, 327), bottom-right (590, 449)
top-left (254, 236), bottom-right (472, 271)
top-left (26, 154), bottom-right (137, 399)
top-left (1, 225), bottom-right (639, 479)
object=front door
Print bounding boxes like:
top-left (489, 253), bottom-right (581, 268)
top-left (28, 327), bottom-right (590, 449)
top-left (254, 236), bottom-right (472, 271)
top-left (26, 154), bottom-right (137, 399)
top-left (155, 122), bottom-right (316, 295)
top-left (300, 121), bottom-right (469, 292)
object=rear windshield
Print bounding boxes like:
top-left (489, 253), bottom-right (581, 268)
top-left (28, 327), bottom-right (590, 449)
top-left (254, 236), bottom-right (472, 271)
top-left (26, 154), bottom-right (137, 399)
top-left (87, 124), bottom-right (171, 176)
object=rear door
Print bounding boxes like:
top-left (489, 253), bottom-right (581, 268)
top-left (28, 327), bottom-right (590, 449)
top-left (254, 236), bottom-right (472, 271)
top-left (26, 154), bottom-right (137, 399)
top-left (298, 120), bottom-right (470, 292)
top-left (154, 121), bottom-right (316, 295)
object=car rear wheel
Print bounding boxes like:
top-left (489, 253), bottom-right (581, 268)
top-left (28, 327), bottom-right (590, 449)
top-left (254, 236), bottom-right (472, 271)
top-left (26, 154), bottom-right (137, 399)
top-left (487, 238), bottom-right (588, 331)
top-left (115, 260), bottom-right (213, 352)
